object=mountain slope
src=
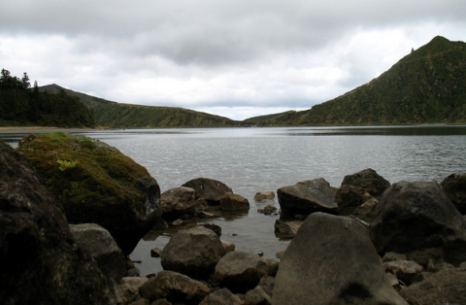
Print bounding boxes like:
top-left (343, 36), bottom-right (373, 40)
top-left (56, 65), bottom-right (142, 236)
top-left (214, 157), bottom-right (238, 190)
top-left (40, 84), bottom-right (244, 128)
top-left (252, 36), bottom-right (466, 126)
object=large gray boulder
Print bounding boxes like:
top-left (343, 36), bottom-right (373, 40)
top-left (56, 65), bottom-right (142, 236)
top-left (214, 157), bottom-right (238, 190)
top-left (70, 223), bottom-right (126, 282)
top-left (182, 177), bottom-right (233, 205)
top-left (214, 251), bottom-right (269, 293)
top-left (0, 140), bottom-right (113, 304)
top-left (370, 180), bottom-right (466, 266)
top-left (441, 173), bottom-right (466, 214)
top-left (139, 270), bottom-right (210, 305)
top-left (335, 168), bottom-right (390, 216)
top-left (161, 226), bottom-right (226, 278)
top-left (277, 178), bottom-right (337, 219)
top-left (272, 213), bottom-right (408, 305)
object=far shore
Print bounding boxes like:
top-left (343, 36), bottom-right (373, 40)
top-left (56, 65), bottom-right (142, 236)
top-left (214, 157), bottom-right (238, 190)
top-left (0, 126), bottom-right (103, 134)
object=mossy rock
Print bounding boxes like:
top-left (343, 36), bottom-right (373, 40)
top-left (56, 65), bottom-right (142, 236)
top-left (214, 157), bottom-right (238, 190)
top-left (17, 132), bottom-right (162, 254)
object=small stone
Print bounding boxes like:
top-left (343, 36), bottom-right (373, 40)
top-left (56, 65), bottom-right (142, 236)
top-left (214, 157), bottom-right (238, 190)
top-left (172, 219), bottom-right (183, 226)
top-left (221, 240), bottom-right (236, 253)
top-left (126, 267), bottom-right (140, 277)
top-left (254, 192), bottom-right (275, 202)
top-left (150, 247), bottom-right (162, 257)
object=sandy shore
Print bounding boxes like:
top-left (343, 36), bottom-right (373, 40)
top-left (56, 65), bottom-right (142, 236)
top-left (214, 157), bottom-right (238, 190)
top-left (0, 127), bottom-right (99, 134)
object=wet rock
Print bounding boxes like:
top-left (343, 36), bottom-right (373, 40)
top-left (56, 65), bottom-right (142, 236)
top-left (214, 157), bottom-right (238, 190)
top-left (257, 205), bottom-right (277, 215)
top-left (119, 277), bottom-right (148, 304)
top-left (272, 213), bottom-right (408, 305)
top-left (17, 133), bottom-right (162, 255)
top-left (441, 173), bottom-right (466, 214)
top-left (399, 269), bottom-right (466, 305)
top-left (214, 251), bottom-right (269, 293)
top-left (139, 270), bottom-right (210, 305)
top-left (383, 259), bottom-right (424, 285)
top-left (254, 192), bottom-right (275, 202)
top-left (70, 223), bottom-right (126, 282)
top-left (244, 286), bottom-right (272, 305)
top-left (277, 178), bottom-right (337, 219)
top-left (161, 226), bottom-right (226, 278)
top-left (370, 180), bottom-right (466, 266)
top-left (182, 177), bottom-right (233, 205)
top-left (160, 186), bottom-right (199, 220)
top-left (274, 219), bottom-right (302, 238)
top-left (0, 140), bottom-right (112, 304)
top-left (219, 192), bottom-right (250, 211)
top-left (199, 288), bottom-right (242, 305)
top-left (335, 168), bottom-right (390, 216)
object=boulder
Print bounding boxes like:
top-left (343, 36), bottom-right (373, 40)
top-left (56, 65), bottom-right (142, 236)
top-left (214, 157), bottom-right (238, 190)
top-left (199, 288), bottom-right (243, 305)
top-left (214, 251), bottom-right (269, 293)
top-left (399, 269), bottom-right (466, 305)
top-left (382, 259), bottom-right (424, 285)
top-left (257, 204), bottom-right (278, 215)
top-left (272, 213), bottom-right (408, 305)
top-left (335, 168), bottom-right (390, 216)
top-left (119, 277), bottom-right (148, 304)
top-left (182, 177), bottom-right (232, 205)
top-left (17, 133), bottom-right (162, 255)
top-left (277, 178), bottom-right (337, 219)
top-left (244, 286), bottom-right (272, 305)
top-left (161, 226), bottom-right (226, 278)
top-left (370, 180), bottom-right (466, 266)
top-left (139, 270), bottom-right (210, 305)
top-left (352, 197), bottom-right (378, 222)
top-left (0, 140), bottom-right (112, 304)
top-left (70, 223), bottom-right (126, 282)
top-left (254, 192), bottom-right (275, 202)
top-left (441, 173), bottom-right (466, 214)
top-left (160, 186), bottom-right (199, 220)
top-left (219, 193), bottom-right (250, 211)
top-left (274, 219), bottom-right (303, 238)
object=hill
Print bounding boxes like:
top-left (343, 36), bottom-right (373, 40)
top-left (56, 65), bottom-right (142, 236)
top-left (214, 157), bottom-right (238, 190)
top-left (0, 71), bottom-right (95, 128)
top-left (250, 36), bottom-right (466, 126)
top-left (40, 84), bottom-right (245, 128)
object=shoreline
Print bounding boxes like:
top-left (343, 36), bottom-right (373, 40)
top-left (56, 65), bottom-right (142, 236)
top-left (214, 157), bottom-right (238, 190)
top-left (0, 126), bottom-right (100, 134)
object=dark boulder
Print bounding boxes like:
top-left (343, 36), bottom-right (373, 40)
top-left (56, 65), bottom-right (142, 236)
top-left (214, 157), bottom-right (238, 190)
top-left (272, 213), bottom-right (408, 305)
top-left (441, 173), bottom-right (466, 214)
top-left (370, 180), bottom-right (466, 266)
top-left (182, 177), bottom-right (233, 205)
top-left (161, 226), bottom-right (226, 278)
top-left (219, 192), bottom-right (250, 211)
top-left (277, 178), bottom-right (337, 219)
top-left (0, 140), bottom-right (112, 304)
top-left (17, 132), bottom-right (162, 255)
top-left (335, 168), bottom-right (390, 216)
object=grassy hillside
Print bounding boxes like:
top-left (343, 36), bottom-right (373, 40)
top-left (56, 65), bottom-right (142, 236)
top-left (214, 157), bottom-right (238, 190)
top-left (0, 71), bottom-right (95, 128)
top-left (252, 36), bottom-right (466, 126)
top-left (41, 84), bottom-right (244, 128)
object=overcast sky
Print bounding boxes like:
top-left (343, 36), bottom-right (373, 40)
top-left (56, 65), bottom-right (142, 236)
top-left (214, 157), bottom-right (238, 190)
top-left (1, 0), bottom-right (465, 120)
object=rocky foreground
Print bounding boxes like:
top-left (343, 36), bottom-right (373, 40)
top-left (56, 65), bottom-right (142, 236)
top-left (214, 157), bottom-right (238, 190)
top-left (2, 133), bottom-right (466, 305)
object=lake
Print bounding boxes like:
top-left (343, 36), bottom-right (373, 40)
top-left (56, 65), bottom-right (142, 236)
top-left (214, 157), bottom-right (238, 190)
top-left (3, 125), bottom-right (466, 276)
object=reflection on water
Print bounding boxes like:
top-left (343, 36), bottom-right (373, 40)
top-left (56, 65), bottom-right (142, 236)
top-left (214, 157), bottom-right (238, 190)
top-left (2, 125), bottom-right (466, 276)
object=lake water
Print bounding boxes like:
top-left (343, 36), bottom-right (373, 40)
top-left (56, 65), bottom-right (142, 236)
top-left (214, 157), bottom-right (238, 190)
top-left (3, 125), bottom-right (466, 276)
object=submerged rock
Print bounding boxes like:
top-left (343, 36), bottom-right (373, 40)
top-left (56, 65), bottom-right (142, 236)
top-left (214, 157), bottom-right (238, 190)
top-left (17, 132), bottom-right (162, 255)
top-left (277, 178), bottom-right (337, 219)
top-left (182, 177), bottom-right (233, 205)
top-left (0, 140), bottom-right (113, 304)
top-left (254, 192), bottom-right (275, 202)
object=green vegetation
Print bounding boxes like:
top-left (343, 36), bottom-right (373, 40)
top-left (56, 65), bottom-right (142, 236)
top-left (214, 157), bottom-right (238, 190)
top-left (57, 159), bottom-right (78, 171)
top-left (250, 36), bottom-right (466, 126)
top-left (0, 70), bottom-right (95, 127)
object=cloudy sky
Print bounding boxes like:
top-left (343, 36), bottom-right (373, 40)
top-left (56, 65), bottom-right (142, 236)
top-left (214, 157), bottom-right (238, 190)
top-left (1, 0), bottom-right (465, 120)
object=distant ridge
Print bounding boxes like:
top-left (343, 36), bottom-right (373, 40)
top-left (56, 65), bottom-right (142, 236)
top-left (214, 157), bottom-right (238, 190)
top-left (247, 36), bottom-right (466, 126)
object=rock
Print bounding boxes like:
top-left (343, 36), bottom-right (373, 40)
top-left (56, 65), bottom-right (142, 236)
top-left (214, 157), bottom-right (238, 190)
top-left (219, 192), bottom-right (250, 211)
top-left (441, 173), bottom-right (466, 214)
top-left (199, 288), bottom-right (243, 305)
top-left (264, 259), bottom-right (279, 277)
top-left (272, 213), bottom-right (408, 305)
top-left (382, 252), bottom-right (408, 262)
top-left (335, 168), bottom-right (390, 216)
top-left (151, 299), bottom-right (172, 305)
top-left (150, 247), bottom-right (162, 257)
top-left (244, 286), bottom-right (272, 305)
top-left (257, 205), bottom-right (277, 215)
top-left (161, 226), bottom-right (226, 278)
top-left (17, 133), bottom-right (162, 255)
top-left (160, 186), bottom-right (198, 220)
top-left (139, 270), bottom-right (210, 305)
top-left (259, 276), bottom-right (275, 297)
top-left (277, 178), bottom-right (337, 219)
top-left (370, 180), bottom-right (466, 266)
top-left (221, 240), bottom-right (236, 253)
top-left (172, 218), bottom-right (183, 226)
top-left (70, 223), bottom-right (127, 282)
top-left (0, 140), bottom-right (112, 304)
top-left (202, 223), bottom-right (222, 236)
top-left (254, 192), bottom-right (275, 202)
top-left (214, 251), bottom-right (269, 293)
top-left (352, 197), bottom-right (378, 222)
top-left (275, 250), bottom-right (285, 260)
top-left (383, 259), bottom-right (424, 285)
top-left (182, 177), bottom-right (233, 205)
top-left (126, 267), bottom-right (141, 277)
top-left (274, 219), bottom-right (302, 238)
top-left (129, 298), bottom-right (150, 305)
top-left (119, 277), bottom-right (148, 304)
top-left (399, 269), bottom-right (466, 305)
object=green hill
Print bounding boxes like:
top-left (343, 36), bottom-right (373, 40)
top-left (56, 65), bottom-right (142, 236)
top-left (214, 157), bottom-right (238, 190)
top-left (250, 36), bottom-right (466, 126)
top-left (40, 84), bottom-right (245, 128)
top-left (0, 71), bottom-right (95, 128)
